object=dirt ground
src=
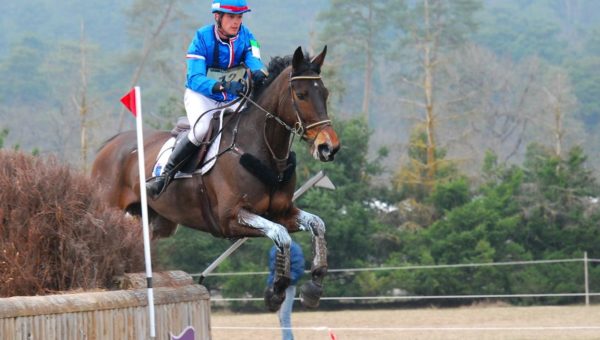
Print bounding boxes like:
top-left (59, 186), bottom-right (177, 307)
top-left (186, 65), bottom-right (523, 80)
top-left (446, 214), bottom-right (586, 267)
top-left (211, 304), bottom-right (600, 340)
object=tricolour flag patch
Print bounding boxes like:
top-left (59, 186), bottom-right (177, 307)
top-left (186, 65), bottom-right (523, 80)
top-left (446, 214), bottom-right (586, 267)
top-left (250, 40), bottom-right (261, 59)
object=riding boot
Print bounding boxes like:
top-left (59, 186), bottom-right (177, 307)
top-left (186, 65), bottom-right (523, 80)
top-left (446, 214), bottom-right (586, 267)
top-left (146, 138), bottom-right (199, 199)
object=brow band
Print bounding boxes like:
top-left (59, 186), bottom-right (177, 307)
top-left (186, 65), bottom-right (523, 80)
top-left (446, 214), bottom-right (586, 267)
top-left (290, 76), bottom-right (322, 81)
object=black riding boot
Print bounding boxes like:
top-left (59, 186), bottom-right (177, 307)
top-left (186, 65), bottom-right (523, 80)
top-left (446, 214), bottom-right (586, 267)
top-left (146, 138), bottom-right (199, 199)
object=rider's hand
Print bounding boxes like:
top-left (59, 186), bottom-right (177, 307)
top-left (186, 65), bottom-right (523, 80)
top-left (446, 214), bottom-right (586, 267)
top-left (222, 80), bottom-right (247, 95)
top-left (252, 70), bottom-right (267, 86)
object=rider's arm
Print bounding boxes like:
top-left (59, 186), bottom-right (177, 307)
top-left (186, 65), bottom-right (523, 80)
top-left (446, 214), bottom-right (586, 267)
top-left (240, 27), bottom-right (264, 73)
top-left (186, 30), bottom-right (221, 96)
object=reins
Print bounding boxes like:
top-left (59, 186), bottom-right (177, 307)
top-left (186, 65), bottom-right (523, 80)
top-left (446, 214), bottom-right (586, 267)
top-left (237, 72), bottom-right (332, 165)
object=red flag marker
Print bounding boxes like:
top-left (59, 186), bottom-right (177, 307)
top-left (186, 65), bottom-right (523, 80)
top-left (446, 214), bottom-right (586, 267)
top-left (120, 88), bottom-right (137, 116)
top-left (119, 86), bottom-right (155, 338)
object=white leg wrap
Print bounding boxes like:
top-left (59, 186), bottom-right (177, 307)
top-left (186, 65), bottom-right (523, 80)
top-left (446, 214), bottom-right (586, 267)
top-left (296, 210), bottom-right (326, 234)
top-left (237, 209), bottom-right (291, 248)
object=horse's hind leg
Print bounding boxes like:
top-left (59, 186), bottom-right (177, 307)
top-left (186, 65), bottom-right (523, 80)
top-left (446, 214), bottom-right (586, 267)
top-left (237, 209), bottom-right (291, 311)
top-left (296, 209), bottom-right (327, 308)
top-left (125, 204), bottom-right (178, 239)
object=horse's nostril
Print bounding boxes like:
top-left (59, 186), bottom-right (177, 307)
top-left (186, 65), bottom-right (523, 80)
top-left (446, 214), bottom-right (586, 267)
top-left (318, 144), bottom-right (330, 155)
top-left (318, 144), bottom-right (336, 161)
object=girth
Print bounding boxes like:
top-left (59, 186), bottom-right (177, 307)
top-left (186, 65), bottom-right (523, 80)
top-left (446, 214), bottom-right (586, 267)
top-left (169, 114), bottom-right (226, 238)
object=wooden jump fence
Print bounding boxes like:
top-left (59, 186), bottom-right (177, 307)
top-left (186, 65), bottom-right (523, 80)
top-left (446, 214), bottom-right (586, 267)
top-left (0, 271), bottom-right (211, 340)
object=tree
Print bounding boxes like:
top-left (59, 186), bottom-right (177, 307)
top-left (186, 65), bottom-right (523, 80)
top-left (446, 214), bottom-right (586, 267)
top-left (474, 1), bottom-right (568, 63)
top-left (393, 124), bottom-right (458, 201)
top-left (117, 0), bottom-right (192, 131)
top-left (318, 0), bottom-right (400, 121)
top-left (541, 68), bottom-right (580, 160)
top-left (390, 0), bottom-right (482, 188)
top-left (0, 35), bottom-right (51, 105)
top-left (385, 144), bottom-right (600, 305)
top-left (0, 128), bottom-right (8, 149)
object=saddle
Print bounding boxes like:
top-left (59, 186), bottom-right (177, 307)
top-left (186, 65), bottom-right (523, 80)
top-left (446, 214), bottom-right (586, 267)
top-left (152, 109), bottom-right (233, 178)
top-left (152, 110), bottom-right (234, 238)
top-left (171, 115), bottom-right (217, 175)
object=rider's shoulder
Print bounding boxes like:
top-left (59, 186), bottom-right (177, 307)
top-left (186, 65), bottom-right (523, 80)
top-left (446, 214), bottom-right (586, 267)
top-left (238, 25), bottom-right (255, 40)
top-left (197, 24), bottom-right (215, 37)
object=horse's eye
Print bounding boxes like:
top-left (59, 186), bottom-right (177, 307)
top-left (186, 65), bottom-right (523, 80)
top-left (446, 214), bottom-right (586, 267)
top-left (296, 92), bottom-right (308, 100)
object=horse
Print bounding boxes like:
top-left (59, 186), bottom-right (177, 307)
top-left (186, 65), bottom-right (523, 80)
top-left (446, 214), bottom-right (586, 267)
top-left (91, 46), bottom-right (340, 311)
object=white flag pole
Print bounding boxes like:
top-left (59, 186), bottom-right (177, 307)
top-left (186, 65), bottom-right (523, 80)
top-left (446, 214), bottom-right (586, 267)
top-left (133, 86), bottom-right (156, 338)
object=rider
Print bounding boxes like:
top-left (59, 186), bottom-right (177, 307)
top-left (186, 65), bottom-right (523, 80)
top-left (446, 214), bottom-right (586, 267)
top-left (146, 0), bottom-right (268, 198)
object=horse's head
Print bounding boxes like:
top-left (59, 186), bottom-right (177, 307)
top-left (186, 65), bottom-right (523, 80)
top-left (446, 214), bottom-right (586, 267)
top-left (285, 46), bottom-right (340, 162)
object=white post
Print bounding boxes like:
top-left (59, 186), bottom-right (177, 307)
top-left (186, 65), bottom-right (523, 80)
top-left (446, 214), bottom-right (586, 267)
top-left (584, 251), bottom-right (589, 306)
top-left (134, 86), bottom-right (156, 338)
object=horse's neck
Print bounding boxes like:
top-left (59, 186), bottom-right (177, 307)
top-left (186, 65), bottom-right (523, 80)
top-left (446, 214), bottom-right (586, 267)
top-left (237, 81), bottom-right (292, 160)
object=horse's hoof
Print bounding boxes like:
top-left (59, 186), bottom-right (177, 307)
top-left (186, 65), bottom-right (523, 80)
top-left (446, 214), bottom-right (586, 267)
top-left (264, 287), bottom-right (285, 312)
top-left (300, 281), bottom-right (322, 308)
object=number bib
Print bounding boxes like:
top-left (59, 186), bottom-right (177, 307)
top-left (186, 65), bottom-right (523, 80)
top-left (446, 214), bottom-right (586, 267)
top-left (207, 66), bottom-right (246, 84)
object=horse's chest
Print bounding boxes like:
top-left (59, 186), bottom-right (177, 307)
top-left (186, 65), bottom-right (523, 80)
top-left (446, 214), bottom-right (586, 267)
top-left (269, 192), bottom-right (292, 213)
top-left (251, 190), bottom-right (292, 216)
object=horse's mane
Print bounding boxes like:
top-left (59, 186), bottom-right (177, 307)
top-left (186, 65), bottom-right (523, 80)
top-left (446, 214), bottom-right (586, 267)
top-left (253, 51), bottom-right (315, 99)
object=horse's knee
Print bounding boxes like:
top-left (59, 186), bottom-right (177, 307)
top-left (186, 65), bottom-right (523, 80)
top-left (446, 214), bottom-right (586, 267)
top-left (237, 209), bottom-right (291, 246)
top-left (152, 224), bottom-right (178, 239)
top-left (297, 210), bottom-right (326, 235)
top-left (274, 231), bottom-right (291, 250)
top-left (150, 216), bottom-right (178, 239)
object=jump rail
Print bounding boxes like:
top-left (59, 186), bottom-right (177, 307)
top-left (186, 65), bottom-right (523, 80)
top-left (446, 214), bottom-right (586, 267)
top-left (0, 271), bottom-right (210, 340)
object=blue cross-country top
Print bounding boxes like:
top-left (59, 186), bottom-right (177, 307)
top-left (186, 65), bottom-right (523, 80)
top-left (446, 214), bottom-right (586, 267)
top-left (185, 24), bottom-right (264, 102)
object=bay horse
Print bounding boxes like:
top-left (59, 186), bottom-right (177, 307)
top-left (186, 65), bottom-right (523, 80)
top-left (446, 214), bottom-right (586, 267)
top-left (91, 46), bottom-right (340, 310)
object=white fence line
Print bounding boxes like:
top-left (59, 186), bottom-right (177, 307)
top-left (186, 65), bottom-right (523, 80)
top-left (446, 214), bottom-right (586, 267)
top-left (213, 293), bottom-right (600, 302)
top-left (202, 253), bottom-right (598, 305)
top-left (193, 257), bottom-right (594, 277)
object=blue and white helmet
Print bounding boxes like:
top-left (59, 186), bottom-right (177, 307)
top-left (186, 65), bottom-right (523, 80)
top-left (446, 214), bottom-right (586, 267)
top-left (211, 0), bottom-right (251, 14)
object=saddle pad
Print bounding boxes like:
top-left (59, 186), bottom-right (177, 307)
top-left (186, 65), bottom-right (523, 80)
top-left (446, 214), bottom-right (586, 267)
top-left (151, 110), bottom-right (225, 178)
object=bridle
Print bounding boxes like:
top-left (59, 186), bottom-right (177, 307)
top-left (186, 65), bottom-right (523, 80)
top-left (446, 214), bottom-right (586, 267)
top-left (288, 74), bottom-right (332, 139)
top-left (238, 71), bottom-right (331, 168)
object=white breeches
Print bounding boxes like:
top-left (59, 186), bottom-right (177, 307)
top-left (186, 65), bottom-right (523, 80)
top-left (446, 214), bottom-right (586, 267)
top-left (184, 88), bottom-right (243, 145)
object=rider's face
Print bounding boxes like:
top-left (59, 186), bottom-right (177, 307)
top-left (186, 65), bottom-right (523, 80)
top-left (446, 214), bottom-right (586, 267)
top-left (217, 13), bottom-right (243, 36)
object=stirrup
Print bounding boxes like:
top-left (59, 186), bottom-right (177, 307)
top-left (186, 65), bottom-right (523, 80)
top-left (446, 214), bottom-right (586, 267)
top-left (147, 175), bottom-right (171, 199)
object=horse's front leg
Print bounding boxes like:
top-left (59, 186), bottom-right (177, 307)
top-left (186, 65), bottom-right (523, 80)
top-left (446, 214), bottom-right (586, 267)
top-left (296, 209), bottom-right (327, 308)
top-left (237, 209), bottom-right (291, 311)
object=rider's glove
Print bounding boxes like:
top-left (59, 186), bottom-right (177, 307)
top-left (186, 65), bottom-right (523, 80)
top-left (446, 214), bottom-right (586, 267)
top-left (252, 70), bottom-right (268, 87)
top-left (222, 80), bottom-right (247, 95)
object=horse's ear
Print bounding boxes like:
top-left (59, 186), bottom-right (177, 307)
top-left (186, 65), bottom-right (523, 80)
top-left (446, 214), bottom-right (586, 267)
top-left (292, 46), bottom-right (304, 71)
top-left (311, 45), bottom-right (328, 70)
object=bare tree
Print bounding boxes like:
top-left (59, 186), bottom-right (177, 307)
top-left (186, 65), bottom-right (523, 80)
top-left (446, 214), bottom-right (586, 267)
top-left (541, 69), bottom-right (579, 159)
top-left (446, 44), bottom-right (583, 179)
top-left (318, 0), bottom-right (397, 121)
top-left (116, 0), bottom-right (180, 131)
top-left (391, 0), bottom-right (481, 189)
top-left (74, 21), bottom-right (90, 172)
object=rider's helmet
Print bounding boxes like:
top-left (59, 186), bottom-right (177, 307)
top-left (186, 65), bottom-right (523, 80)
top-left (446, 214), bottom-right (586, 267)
top-left (211, 0), bottom-right (251, 14)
